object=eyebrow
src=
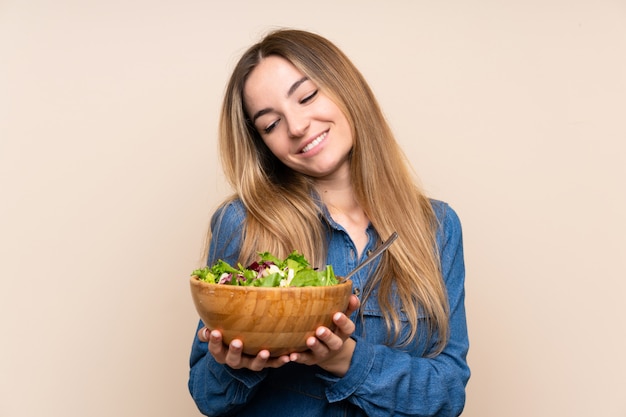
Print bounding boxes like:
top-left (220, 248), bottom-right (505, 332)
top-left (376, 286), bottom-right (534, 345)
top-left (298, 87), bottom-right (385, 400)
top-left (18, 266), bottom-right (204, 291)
top-left (287, 76), bottom-right (309, 97)
top-left (251, 76), bottom-right (309, 123)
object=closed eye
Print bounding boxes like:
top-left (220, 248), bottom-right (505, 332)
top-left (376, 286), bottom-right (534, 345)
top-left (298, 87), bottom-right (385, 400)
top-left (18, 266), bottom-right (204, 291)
top-left (300, 90), bottom-right (318, 104)
top-left (263, 119), bottom-right (280, 134)
top-left (260, 88), bottom-right (317, 134)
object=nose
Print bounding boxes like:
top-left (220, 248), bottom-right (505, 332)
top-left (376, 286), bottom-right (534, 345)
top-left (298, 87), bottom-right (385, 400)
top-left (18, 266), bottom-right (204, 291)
top-left (286, 111), bottom-right (310, 138)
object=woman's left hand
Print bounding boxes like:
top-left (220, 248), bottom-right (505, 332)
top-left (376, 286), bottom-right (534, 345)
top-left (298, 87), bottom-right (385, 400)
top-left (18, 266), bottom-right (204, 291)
top-left (289, 294), bottom-right (360, 376)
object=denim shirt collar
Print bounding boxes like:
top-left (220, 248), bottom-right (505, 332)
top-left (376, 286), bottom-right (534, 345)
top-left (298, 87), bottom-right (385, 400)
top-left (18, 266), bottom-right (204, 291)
top-left (312, 190), bottom-right (378, 247)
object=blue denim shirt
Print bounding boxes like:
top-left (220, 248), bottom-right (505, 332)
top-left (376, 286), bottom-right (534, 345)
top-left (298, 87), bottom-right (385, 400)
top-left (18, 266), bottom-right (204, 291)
top-left (189, 199), bottom-right (470, 416)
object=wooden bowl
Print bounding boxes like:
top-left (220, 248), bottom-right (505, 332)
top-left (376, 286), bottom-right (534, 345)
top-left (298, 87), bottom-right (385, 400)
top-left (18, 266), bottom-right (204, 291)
top-left (190, 276), bottom-right (353, 356)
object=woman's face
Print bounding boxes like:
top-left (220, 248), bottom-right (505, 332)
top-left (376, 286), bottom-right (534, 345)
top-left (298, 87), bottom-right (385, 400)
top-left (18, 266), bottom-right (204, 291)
top-left (243, 55), bottom-right (353, 181)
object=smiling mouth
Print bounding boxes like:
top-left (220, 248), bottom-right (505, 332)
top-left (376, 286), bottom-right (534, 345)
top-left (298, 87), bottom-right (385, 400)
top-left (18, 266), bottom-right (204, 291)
top-left (300, 131), bottom-right (328, 153)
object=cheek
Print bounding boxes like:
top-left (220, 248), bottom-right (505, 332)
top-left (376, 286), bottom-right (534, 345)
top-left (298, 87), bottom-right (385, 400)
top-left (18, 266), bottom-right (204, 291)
top-left (261, 137), bottom-right (288, 159)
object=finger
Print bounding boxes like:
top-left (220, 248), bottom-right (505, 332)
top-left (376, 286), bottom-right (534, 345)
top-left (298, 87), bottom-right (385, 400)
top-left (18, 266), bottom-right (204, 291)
top-left (246, 349), bottom-right (270, 371)
top-left (208, 330), bottom-right (227, 360)
top-left (346, 294), bottom-right (360, 316)
top-left (265, 354), bottom-right (291, 368)
top-left (297, 336), bottom-right (328, 362)
top-left (289, 350), bottom-right (310, 365)
top-left (287, 337), bottom-right (322, 364)
top-left (224, 339), bottom-right (244, 367)
top-left (333, 312), bottom-right (356, 336)
top-left (314, 326), bottom-right (343, 351)
top-left (245, 350), bottom-right (290, 371)
top-left (197, 327), bottom-right (211, 343)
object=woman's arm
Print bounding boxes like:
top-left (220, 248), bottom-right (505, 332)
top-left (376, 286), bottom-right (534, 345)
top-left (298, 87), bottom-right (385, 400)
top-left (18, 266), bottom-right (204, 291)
top-left (320, 203), bottom-right (470, 417)
top-left (189, 322), bottom-right (269, 415)
top-left (188, 200), bottom-right (270, 416)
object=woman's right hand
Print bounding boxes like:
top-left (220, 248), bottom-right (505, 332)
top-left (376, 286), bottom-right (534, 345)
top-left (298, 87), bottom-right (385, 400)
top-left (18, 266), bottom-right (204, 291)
top-left (198, 327), bottom-right (291, 371)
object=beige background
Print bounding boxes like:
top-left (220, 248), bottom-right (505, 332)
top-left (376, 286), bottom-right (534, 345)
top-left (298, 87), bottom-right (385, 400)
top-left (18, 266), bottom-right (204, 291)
top-left (2, 1), bottom-right (625, 416)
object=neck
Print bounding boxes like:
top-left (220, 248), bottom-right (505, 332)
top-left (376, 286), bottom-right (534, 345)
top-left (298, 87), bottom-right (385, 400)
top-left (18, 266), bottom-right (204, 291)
top-left (313, 164), bottom-right (356, 211)
top-left (314, 168), bottom-right (370, 256)
top-left (321, 188), bottom-right (360, 215)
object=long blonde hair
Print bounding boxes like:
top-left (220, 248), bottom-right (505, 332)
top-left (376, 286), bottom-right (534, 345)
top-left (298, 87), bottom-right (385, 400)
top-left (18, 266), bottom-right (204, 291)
top-left (214, 29), bottom-right (449, 354)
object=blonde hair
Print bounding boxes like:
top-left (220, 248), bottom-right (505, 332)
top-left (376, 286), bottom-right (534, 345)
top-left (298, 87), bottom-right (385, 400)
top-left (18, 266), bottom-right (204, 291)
top-left (213, 29), bottom-right (449, 354)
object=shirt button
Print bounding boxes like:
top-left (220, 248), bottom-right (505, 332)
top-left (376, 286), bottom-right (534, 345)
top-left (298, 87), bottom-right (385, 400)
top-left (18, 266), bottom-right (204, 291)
top-left (354, 287), bottom-right (361, 296)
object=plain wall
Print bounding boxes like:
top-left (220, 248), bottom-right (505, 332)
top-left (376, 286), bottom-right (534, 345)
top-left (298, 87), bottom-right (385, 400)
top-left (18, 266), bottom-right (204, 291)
top-left (1, 1), bottom-right (625, 416)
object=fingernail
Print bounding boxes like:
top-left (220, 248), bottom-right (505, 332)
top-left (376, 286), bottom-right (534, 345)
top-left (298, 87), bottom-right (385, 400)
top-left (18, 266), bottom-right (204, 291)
top-left (316, 327), bottom-right (326, 337)
top-left (333, 312), bottom-right (342, 321)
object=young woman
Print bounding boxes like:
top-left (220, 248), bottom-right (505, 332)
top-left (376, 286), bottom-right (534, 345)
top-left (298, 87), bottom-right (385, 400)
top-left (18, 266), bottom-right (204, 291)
top-left (188, 29), bottom-right (470, 416)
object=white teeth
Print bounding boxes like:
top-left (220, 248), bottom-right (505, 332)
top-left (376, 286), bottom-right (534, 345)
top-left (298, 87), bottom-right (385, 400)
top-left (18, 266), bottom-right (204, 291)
top-left (301, 132), bottom-right (327, 153)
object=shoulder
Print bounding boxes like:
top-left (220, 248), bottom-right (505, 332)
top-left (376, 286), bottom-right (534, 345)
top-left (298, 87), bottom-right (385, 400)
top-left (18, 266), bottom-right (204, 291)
top-left (429, 199), bottom-right (462, 229)
top-left (209, 198), bottom-right (248, 245)
top-left (210, 198), bottom-right (247, 230)
top-left (207, 198), bottom-right (247, 265)
top-left (429, 199), bottom-right (463, 248)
